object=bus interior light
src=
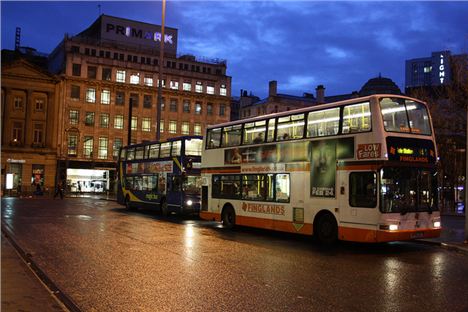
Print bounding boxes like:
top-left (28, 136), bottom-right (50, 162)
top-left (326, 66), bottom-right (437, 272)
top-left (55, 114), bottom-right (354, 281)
top-left (186, 200), bottom-right (193, 206)
top-left (389, 224), bottom-right (399, 231)
top-left (433, 221), bottom-right (441, 228)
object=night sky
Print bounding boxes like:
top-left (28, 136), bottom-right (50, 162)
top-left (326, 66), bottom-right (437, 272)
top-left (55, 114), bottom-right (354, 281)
top-left (2, 1), bottom-right (468, 98)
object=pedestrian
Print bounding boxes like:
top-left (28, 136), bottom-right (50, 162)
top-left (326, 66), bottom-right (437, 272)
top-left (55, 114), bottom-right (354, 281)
top-left (54, 180), bottom-right (64, 199)
top-left (34, 182), bottom-right (43, 196)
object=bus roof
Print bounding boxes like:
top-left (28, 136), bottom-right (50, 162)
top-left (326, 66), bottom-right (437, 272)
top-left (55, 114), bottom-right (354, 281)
top-left (122, 135), bottom-right (203, 149)
top-left (207, 94), bottom-right (427, 130)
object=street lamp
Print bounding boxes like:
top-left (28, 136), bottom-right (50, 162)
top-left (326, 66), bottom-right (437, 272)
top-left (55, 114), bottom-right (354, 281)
top-left (156, 0), bottom-right (166, 142)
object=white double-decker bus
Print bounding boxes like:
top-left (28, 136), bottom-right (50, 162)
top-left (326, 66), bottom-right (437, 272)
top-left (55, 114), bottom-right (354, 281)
top-left (200, 94), bottom-right (441, 244)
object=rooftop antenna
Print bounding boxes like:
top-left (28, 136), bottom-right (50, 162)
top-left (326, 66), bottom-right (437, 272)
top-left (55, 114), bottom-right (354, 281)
top-left (15, 27), bottom-right (21, 50)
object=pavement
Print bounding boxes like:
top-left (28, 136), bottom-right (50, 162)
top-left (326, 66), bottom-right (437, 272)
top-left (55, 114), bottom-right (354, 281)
top-left (1, 196), bottom-right (467, 312)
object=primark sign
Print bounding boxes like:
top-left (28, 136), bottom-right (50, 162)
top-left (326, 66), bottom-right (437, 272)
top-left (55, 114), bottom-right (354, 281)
top-left (100, 15), bottom-right (178, 54)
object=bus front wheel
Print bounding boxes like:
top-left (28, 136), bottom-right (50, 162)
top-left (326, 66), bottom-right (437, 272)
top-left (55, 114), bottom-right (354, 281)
top-left (314, 213), bottom-right (338, 245)
top-left (222, 206), bottom-right (236, 229)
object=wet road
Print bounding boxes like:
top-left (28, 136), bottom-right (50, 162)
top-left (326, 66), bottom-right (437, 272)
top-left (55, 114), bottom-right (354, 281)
top-left (2, 197), bottom-right (468, 312)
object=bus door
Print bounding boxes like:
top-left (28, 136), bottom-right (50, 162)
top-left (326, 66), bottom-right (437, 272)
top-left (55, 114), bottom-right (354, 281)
top-left (338, 170), bottom-right (379, 238)
top-left (167, 174), bottom-right (183, 210)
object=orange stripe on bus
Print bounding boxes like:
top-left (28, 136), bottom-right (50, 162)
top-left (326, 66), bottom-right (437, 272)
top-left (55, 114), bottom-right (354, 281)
top-left (339, 226), bottom-right (441, 243)
top-left (337, 164), bottom-right (382, 171)
top-left (202, 168), bottom-right (241, 174)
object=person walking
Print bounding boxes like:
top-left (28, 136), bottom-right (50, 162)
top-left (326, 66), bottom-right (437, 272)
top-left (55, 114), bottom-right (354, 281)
top-left (54, 180), bottom-right (64, 199)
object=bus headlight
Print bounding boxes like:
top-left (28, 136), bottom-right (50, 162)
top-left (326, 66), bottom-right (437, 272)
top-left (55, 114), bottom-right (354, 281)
top-left (186, 200), bottom-right (193, 206)
top-left (389, 224), bottom-right (399, 231)
top-left (433, 220), bottom-right (441, 228)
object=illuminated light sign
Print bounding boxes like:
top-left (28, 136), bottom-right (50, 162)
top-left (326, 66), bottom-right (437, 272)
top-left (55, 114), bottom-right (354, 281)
top-left (387, 137), bottom-right (436, 164)
top-left (397, 148), bottom-right (414, 155)
top-left (242, 202), bottom-right (285, 216)
top-left (106, 23), bottom-right (174, 44)
top-left (357, 143), bottom-right (381, 160)
top-left (439, 54), bottom-right (445, 84)
top-left (6, 174), bottom-right (14, 190)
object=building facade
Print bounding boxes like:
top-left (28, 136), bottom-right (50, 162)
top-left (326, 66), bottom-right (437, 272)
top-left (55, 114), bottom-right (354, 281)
top-left (1, 52), bottom-right (60, 195)
top-left (2, 14), bottom-right (231, 196)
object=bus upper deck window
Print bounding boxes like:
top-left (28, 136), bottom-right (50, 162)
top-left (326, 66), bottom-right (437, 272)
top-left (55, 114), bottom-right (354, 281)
top-left (207, 128), bottom-right (221, 149)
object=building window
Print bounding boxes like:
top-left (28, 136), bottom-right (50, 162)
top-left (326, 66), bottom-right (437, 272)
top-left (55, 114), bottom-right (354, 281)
top-left (85, 112), bottom-right (95, 126)
top-left (102, 68), bottom-right (112, 81)
top-left (113, 138), bottom-right (122, 159)
top-left (130, 73), bottom-right (140, 84)
top-left (69, 110), bottom-right (79, 125)
top-left (87, 66), bottom-right (97, 79)
top-left (83, 136), bottom-right (93, 158)
top-left (12, 121), bottom-right (23, 143)
top-left (170, 99), bottom-right (178, 112)
top-left (100, 113), bottom-right (109, 128)
top-left (116, 70), bottom-right (126, 83)
top-left (160, 120), bottom-right (164, 133)
top-left (144, 75), bottom-right (153, 86)
top-left (35, 99), bottom-right (45, 111)
top-left (71, 85), bottom-right (80, 100)
top-left (32, 123), bottom-right (44, 145)
top-left (220, 84), bottom-right (227, 96)
top-left (170, 80), bottom-right (179, 90)
top-left (114, 115), bottom-right (124, 129)
top-left (207, 85), bottom-right (215, 95)
top-left (183, 81), bottom-right (191, 91)
top-left (72, 63), bottom-right (81, 76)
top-left (207, 103), bottom-right (213, 115)
top-left (100, 89), bottom-right (110, 105)
top-left (194, 123), bottom-right (202, 135)
top-left (131, 117), bottom-right (138, 130)
top-left (71, 45), bottom-right (80, 53)
top-left (130, 93), bottom-right (139, 107)
top-left (195, 102), bottom-right (202, 114)
top-left (142, 118), bottom-right (151, 132)
top-left (169, 121), bottom-right (177, 134)
top-left (220, 104), bottom-right (226, 116)
top-left (195, 81), bottom-right (203, 93)
top-left (68, 134), bottom-right (77, 156)
top-left (157, 79), bottom-right (166, 88)
top-left (183, 100), bottom-right (190, 113)
top-left (160, 97), bottom-right (165, 111)
top-left (181, 122), bottom-right (190, 135)
top-left (14, 97), bottom-right (23, 109)
top-left (143, 95), bottom-right (152, 108)
top-left (116, 91), bottom-right (125, 105)
top-left (98, 137), bottom-right (108, 159)
top-left (86, 88), bottom-right (96, 103)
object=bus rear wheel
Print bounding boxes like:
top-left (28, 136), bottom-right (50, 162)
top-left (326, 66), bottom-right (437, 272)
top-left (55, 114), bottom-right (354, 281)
top-left (222, 206), bottom-right (236, 229)
top-left (314, 213), bottom-right (338, 245)
top-left (161, 199), bottom-right (169, 216)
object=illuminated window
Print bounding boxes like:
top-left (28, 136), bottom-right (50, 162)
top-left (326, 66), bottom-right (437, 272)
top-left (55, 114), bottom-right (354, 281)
top-left (160, 120), bottom-right (164, 133)
top-left (169, 121), bottom-right (177, 134)
top-left (181, 122), bottom-right (190, 135)
top-left (195, 81), bottom-right (203, 93)
top-left (83, 136), bottom-right (93, 158)
top-left (131, 117), bottom-right (138, 130)
top-left (183, 81), bottom-right (191, 91)
top-left (170, 80), bottom-right (179, 90)
top-left (220, 84), bottom-right (227, 96)
top-left (342, 102), bottom-right (371, 134)
top-left (142, 118), bottom-right (151, 132)
top-left (183, 100), bottom-right (190, 113)
top-left (277, 113), bottom-right (305, 140)
top-left (157, 79), bottom-right (166, 88)
top-left (307, 108), bottom-right (340, 137)
top-left (68, 134), bottom-right (77, 156)
top-left (130, 73), bottom-right (140, 84)
top-left (144, 75), bottom-right (153, 86)
top-left (116, 70), bottom-right (126, 83)
top-left (207, 84), bottom-right (215, 95)
top-left (194, 123), bottom-right (202, 135)
top-left (100, 113), bottom-right (109, 128)
top-left (98, 137), bottom-right (108, 159)
top-left (114, 115), bottom-right (124, 129)
top-left (69, 110), bottom-right (79, 125)
top-left (86, 88), bottom-right (96, 103)
top-left (85, 112), bottom-right (95, 126)
top-left (101, 89), bottom-right (110, 105)
top-left (113, 138), bottom-right (122, 159)
top-left (195, 102), bottom-right (202, 114)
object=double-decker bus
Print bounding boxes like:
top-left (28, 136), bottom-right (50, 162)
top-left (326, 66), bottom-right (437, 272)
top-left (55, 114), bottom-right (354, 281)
top-left (200, 94), bottom-right (441, 243)
top-left (117, 136), bottom-right (203, 215)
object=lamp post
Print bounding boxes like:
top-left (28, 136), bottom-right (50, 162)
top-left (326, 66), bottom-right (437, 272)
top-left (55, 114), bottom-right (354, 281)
top-left (156, 0), bottom-right (166, 142)
top-left (127, 97), bottom-right (133, 145)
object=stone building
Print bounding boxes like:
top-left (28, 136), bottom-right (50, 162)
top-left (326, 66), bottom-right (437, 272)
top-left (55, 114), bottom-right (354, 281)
top-left (1, 49), bottom-right (60, 195)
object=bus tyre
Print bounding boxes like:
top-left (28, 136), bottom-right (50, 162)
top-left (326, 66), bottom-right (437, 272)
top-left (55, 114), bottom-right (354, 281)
top-left (161, 199), bottom-right (169, 217)
top-left (315, 213), bottom-right (338, 245)
top-left (125, 196), bottom-right (135, 211)
top-left (222, 206), bottom-right (236, 229)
